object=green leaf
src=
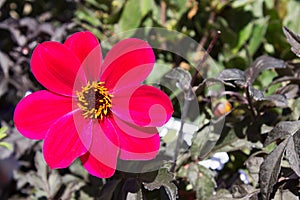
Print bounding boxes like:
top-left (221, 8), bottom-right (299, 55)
top-left (231, 0), bottom-right (256, 8)
top-left (259, 138), bottom-right (289, 200)
top-left (231, 184), bottom-right (259, 198)
top-left (0, 126), bottom-right (12, 150)
top-left (223, 54), bottom-right (248, 71)
top-left (48, 170), bottom-right (62, 197)
top-left (207, 189), bottom-right (232, 200)
top-left (69, 159), bottom-right (89, 180)
top-left (283, 1), bottom-right (300, 35)
top-left (257, 69), bottom-right (277, 89)
top-left (191, 117), bottom-right (227, 160)
top-left (187, 163), bottom-right (216, 200)
top-left (251, 0), bottom-right (264, 17)
top-left (290, 97), bottom-right (300, 120)
top-left (140, 0), bottom-right (152, 17)
top-left (0, 142), bottom-right (12, 150)
top-left (233, 22), bottom-right (254, 53)
top-left (0, 126), bottom-right (8, 139)
top-left (143, 168), bottom-right (177, 200)
top-left (218, 17), bottom-right (238, 49)
top-left (75, 6), bottom-right (102, 27)
top-left (21, 152), bottom-right (63, 199)
top-left (213, 133), bottom-right (262, 155)
top-left (26, 171), bottom-right (45, 193)
top-left (145, 62), bottom-right (172, 84)
top-left (119, 0), bottom-right (153, 32)
top-left (191, 125), bottom-right (212, 160)
top-left (60, 175), bottom-right (85, 200)
top-left (245, 156), bottom-right (264, 185)
top-left (35, 151), bottom-right (47, 183)
top-left (248, 17), bottom-right (269, 55)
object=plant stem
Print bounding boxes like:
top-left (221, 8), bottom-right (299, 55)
top-left (170, 98), bottom-right (191, 172)
top-left (191, 30), bottom-right (221, 86)
top-left (245, 85), bottom-right (256, 119)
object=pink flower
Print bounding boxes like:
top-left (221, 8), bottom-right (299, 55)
top-left (14, 31), bottom-right (173, 178)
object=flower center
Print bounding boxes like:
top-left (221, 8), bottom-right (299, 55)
top-left (76, 81), bottom-right (112, 119)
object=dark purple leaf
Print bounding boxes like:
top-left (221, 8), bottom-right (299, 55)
top-left (165, 67), bottom-right (193, 100)
top-left (143, 168), bottom-right (177, 200)
top-left (269, 76), bottom-right (300, 86)
top-left (262, 94), bottom-right (288, 108)
top-left (283, 26), bottom-right (300, 57)
top-left (259, 138), bottom-right (289, 200)
top-left (51, 23), bottom-right (73, 42)
top-left (19, 17), bottom-right (38, 33)
top-left (248, 86), bottom-right (264, 101)
top-left (293, 130), bottom-right (300, 156)
top-left (0, 78), bottom-right (8, 98)
top-left (216, 68), bottom-right (245, 82)
top-left (276, 84), bottom-right (299, 99)
top-left (205, 78), bottom-right (236, 87)
top-left (9, 27), bottom-right (27, 46)
top-left (264, 120), bottom-right (300, 146)
top-left (99, 179), bottom-right (122, 200)
top-left (249, 86), bottom-right (288, 108)
top-left (39, 23), bottom-right (55, 37)
top-left (0, 51), bottom-right (11, 77)
top-left (122, 178), bottom-right (140, 197)
top-left (273, 188), bottom-right (299, 200)
top-left (285, 135), bottom-right (300, 176)
top-left (0, 157), bottom-right (18, 188)
top-left (245, 56), bottom-right (286, 84)
top-left (0, 0), bottom-right (5, 9)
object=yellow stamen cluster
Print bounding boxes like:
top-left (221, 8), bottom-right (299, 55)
top-left (76, 81), bottom-right (113, 119)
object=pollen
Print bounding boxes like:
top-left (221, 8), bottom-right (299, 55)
top-left (76, 81), bottom-right (113, 119)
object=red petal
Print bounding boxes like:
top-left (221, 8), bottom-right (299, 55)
top-left (43, 110), bottom-right (92, 168)
top-left (113, 115), bottom-right (157, 137)
top-left (80, 152), bottom-right (116, 178)
top-left (112, 85), bottom-right (173, 127)
top-left (80, 119), bottom-right (119, 178)
top-left (100, 38), bottom-right (154, 91)
top-left (31, 42), bottom-right (86, 96)
top-left (111, 116), bottom-right (160, 160)
top-left (65, 31), bottom-right (102, 81)
top-left (14, 90), bottom-right (72, 140)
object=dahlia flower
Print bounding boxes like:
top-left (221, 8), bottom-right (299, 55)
top-left (14, 31), bottom-right (173, 178)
